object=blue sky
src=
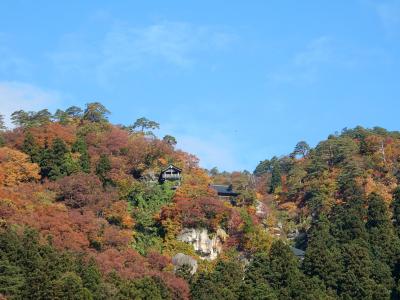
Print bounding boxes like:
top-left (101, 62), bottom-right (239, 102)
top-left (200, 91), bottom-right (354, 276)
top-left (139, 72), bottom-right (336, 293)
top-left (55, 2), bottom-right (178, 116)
top-left (1, 1), bottom-right (400, 171)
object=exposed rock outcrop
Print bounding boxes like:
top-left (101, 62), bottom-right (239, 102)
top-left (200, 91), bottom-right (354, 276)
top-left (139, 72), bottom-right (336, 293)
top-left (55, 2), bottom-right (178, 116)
top-left (255, 200), bottom-right (266, 215)
top-left (172, 253), bottom-right (198, 274)
top-left (177, 228), bottom-right (227, 260)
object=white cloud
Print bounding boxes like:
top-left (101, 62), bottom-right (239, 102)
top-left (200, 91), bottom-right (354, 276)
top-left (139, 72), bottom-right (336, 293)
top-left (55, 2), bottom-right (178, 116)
top-left (0, 81), bottom-right (61, 127)
top-left (51, 20), bottom-right (235, 84)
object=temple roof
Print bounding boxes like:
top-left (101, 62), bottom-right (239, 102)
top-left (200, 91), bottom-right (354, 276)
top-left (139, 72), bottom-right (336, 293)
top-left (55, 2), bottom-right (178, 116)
top-left (210, 184), bottom-right (239, 196)
top-left (161, 164), bottom-right (182, 173)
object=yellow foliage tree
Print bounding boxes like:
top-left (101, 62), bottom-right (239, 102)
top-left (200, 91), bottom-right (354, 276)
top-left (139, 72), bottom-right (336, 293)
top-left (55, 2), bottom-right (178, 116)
top-left (175, 167), bottom-right (215, 199)
top-left (242, 226), bottom-right (273, 254)
top-left (0, 147), bottom-right (40, 186)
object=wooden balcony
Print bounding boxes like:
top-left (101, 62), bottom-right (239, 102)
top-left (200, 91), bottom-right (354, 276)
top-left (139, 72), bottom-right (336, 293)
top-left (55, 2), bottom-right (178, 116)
top-left (161, 173), bottom-right (181, 180)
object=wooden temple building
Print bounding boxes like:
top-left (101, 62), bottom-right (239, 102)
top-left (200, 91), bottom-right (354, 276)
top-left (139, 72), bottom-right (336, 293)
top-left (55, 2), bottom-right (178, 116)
top-left (210, 184), bottom-right (239, 201)
top-left (158, 166), bottom-right (240, 199)
top-left (159, 165), bottom-right (182, 185)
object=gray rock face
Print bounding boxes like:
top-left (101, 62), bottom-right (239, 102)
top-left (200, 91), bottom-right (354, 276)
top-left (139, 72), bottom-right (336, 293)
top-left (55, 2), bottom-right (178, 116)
top-left (255, 200), bottom-right (266, 215)
top-left (172, 253), bottom-right (198, 274)
top-left (177, 228), bottom-right (227, 260)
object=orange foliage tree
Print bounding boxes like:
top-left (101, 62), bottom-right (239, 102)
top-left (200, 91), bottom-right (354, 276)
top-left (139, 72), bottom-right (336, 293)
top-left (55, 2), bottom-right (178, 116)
top-left (0, 147), bottom-right (40, 186)
top-left (174, 167), bottom-right (216, 199)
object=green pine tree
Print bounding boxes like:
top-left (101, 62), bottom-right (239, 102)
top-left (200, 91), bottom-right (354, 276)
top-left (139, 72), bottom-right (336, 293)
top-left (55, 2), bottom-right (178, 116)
top-left (0, 257), bottom-right (25, 298)
top-left (240, 252), bottom-right (277, 300)
top-left (22, 131), bottom-right (41, 163)
top-left (269, 160), bottom-right (282, 193)
top-left (302, 215), bottom-right (343, 291)
top-left (367, 193), bottom-right (400, 268)
top-left (53, 272), bottom-right (89, 300)
top-left (338, 242), bottom-right (377, 300)
top-left (119, 276), bottom-right (171, 300)
top-left (96, 154), bottom-right (112, 186)
top-left (330, 196), bottom-right (368, 243)
top-left (72, 138), bottom-right (91, 173)
top-left (393, 187), bottom-right (400, 236)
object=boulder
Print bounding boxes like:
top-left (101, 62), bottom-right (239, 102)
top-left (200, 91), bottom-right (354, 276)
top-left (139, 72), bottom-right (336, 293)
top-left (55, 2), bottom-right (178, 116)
top-left (172, 253), bottom-right (198, 275)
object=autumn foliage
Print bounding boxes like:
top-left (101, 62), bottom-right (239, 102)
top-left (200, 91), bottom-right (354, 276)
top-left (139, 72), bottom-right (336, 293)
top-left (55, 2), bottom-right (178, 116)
top-left (0, 147), bottom-right (40, 186)
top-left (0, 104), bottom-right (270, 299)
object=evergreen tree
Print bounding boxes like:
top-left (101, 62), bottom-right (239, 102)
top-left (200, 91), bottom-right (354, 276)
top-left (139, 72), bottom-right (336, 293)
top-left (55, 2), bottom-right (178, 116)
top-left (175, 264), bottom-right (193, 283)
top-left (52, 272), bottom-right (89, 300)
top-left (265, 240), bottom-right (303, 298)
top-left (11, 110), bottom-right (31, 128)
top-left (244, 240), bottom-right (331, 299)
top-left (162, 135), bottom-right (177, 146)
top-left (96, 154), bottom-right (112, 186)
top-left (83, 102), bottom-right (110, 123)
top-left (269, 160), bottom-right (282, 193)
top-left (213, 260), bottom-right (244, 299)
top-left (11, 109), bottom-right (52, 128)
top-left (336, 159), bottom-right (363, 200)
top-left (338, 242), bottom-right (377, 299)
top-left (240, 281), bottom-right (277, 300)
top-left (72, 138), bottom-right (91, 173)
top-left (241, 252), bottom-right (277, 300)
top-left (54, 109), bottom-right (70, 125)
top-left (32, 109), bottom-right (52, 126)
top-left (0, 113), bottom-right (6, 146)
top-left (303, 215), bottom-right (343, 291)
top-left (371, 260), bottom-right (394, 298)
top-left (393, 187), bottom-right (400, 236)
top-left (77, 258), bottom-right (102, 298)
top-left (51, 137), bottom-right (68, 159)
top-left (192, 272), bottom-right (238, 300)
top-left (291, 141), bottom-right (310, 158)
top-left (330, 196), bottom-right (368, 243)
top-left (191, 259), bottom-right (243, 300)
top-left (367, 193), bottom-right (400, 267)
top-left (19, 229), bottom-right (54, 299)
top-left (119, 276), bottom-right (171, 300)
top-left (48, 138), bottom-right (68, 179)
top-left (0, 228), bottom-right (101, 299)
top-left (130, 117), bottom-right (160, 133)
top-left (0, 257), bottom-right (25, 298)
top-left (191, 272), bottom-right (217, 300)
top-left (39, 138), bottom-right (78, 180)
top-left (0, 114), bottom-right (5, 131)
top-left (65, 106), bottom-right (83, 119)
top-left (254, 159), bottom-right (272, 176)
top-left (22, 131), bottom-right (41, 163)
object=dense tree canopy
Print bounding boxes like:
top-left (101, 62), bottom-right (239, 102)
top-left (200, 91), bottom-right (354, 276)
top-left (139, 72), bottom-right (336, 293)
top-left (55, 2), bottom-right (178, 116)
top-left (2, 104), bottom-right (400, 299)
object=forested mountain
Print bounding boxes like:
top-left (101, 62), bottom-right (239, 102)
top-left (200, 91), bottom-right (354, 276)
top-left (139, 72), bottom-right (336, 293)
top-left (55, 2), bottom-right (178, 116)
top-left (1, 104), bottom-right (400, 299)
top-left (253, 127), bottom-right (400, 299)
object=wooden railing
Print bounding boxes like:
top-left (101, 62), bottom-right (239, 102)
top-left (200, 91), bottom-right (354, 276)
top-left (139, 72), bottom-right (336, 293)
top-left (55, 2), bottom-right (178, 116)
top-left (162, 173), bottom-right (181, 180)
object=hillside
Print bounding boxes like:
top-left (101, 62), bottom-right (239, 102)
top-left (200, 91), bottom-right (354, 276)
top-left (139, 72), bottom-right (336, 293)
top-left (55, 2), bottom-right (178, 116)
top-left (1, 105), bottom-right (400, 299)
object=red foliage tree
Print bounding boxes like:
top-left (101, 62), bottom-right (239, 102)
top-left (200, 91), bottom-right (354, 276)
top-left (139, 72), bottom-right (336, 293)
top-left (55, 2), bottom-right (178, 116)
top-left (146, 251), bottom-right (171, 271)
top-left (55, 173), bottom-right (119, 210)
top-left (161, 197), bottom-right (230, 232)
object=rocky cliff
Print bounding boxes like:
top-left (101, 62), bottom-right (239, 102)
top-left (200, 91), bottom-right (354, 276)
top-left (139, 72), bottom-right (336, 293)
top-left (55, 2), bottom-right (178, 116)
top-left (177, 228), bottom-right (228, 260)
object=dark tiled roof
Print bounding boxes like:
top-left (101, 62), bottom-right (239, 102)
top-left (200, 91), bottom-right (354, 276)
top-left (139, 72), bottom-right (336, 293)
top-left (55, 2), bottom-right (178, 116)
top-left (210, 184), bottom-right (239, 196)
top-left (161, 164), bottom-right (182, 173)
